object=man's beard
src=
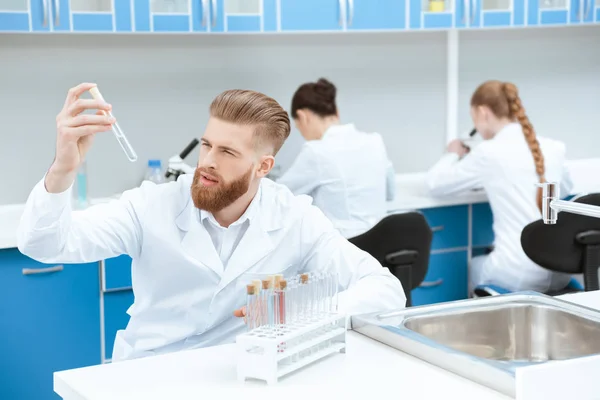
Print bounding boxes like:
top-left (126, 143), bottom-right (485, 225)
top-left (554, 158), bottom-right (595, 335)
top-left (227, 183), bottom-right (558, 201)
top-left (191, 166), bottom-right (253, 213)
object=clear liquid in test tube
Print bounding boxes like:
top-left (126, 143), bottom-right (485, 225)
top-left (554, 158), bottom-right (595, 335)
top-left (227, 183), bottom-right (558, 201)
top-left (89, 86), bottom-right (138, 162)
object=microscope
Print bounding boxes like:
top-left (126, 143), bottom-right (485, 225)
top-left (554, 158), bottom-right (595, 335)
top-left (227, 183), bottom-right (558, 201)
top-left (165, 138), bottom-right (199, 181)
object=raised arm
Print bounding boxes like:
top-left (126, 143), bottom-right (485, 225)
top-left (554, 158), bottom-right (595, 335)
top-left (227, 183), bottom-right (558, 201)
top-left (426, 141), bottom-right (486, 197)
top-left (17, 82), bottom-right (145, 264)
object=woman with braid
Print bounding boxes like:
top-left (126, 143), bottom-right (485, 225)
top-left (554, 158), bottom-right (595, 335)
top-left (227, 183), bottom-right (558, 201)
top-left (426, 80), bottom-right (574, 294)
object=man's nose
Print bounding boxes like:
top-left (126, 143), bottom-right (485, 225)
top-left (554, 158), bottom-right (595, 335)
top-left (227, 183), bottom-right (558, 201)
top-left (199, 151), bottom-right (217, 170)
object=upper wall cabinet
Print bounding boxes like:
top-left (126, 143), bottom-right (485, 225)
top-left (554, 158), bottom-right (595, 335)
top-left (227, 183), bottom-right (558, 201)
top-left (0, 0), bottom-right (597, 33)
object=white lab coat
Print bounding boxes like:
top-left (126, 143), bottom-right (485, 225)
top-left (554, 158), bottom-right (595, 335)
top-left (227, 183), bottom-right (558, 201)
top-left (17, 173), bottom-right (406, 362)
top-left (426, 122), bottom-right (573, 293)
top-left (277, 123), bottom-right (396, 239)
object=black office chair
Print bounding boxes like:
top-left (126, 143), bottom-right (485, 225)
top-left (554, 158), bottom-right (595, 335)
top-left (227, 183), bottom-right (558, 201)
top-left (520, 193), bottom-right (600, 294)
top-left (348, 212), bottom-right (433, 306)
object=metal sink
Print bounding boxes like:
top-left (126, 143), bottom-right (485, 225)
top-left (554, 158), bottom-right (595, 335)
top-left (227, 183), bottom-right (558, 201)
top-left (351, 291), bottom-right (600, 397)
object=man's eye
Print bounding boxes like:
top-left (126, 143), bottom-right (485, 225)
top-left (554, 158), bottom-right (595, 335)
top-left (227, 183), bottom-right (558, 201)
top-left (224, 150), bottom-right (234, 156)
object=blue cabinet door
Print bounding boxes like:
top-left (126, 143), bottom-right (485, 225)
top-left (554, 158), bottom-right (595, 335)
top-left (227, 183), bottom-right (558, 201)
top-left (141, 0), bottom-right (208, 32)
top-left (410, 0), bottom-right (456, 29)
top-left (103, 254), bottom-right (132, 291)
top-left (420, 205), bottom-right (469, 250)
top-left (469, 0), bottom-right (523, 27)
top-left (0, 0), bottom-right (29, 31)
top-left (104, 290), bottom-right (134, 361)
top-left (69, 0), bottom-right (132, 32)
top-left (411, 250), bottom-right (469, 306)
top-left (0, 249), bottom-right (101, 400)
top-left (212, 0), bottom-right (262, 32)
top-left (528, 0), bottom-right (569, 25)
top-left (472, 202), bottom-right (495, 247)
top-left (570, 0), bottom-right (595, 22)
top-left (346, 0), bottom-right (406, 30)
top-left (280, 0), bottom-right (344, 31)
top-left (31, 0), bottom-right (51, 31)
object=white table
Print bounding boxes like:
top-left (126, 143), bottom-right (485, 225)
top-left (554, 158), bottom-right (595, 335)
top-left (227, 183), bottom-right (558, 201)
top-left (54, 291), bottom-right (600, 400)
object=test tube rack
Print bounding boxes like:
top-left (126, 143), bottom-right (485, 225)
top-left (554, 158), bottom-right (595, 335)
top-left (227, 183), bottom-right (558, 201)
top-left (236, 313), bottom-right (347, 385)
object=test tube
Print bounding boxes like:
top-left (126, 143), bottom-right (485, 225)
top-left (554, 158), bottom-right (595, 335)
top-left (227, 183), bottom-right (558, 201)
top-left (246, 284), bottom-right (256, 332)
top-left (262, 279), bottom-right (273, 332)
top-left (88, 86), bottom-right (138, 162)
top-left (277, 280), bottom-right (287, 354)
top-left (252, 280), bottom-right (262, 330)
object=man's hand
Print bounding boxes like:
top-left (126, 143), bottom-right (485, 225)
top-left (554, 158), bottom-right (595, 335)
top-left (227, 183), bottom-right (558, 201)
top-left (45, 83), bottom-right (115, 193)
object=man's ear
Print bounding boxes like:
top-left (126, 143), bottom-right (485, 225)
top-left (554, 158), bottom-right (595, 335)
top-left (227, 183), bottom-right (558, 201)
top-left (256, 155), bottom-right (275, 178)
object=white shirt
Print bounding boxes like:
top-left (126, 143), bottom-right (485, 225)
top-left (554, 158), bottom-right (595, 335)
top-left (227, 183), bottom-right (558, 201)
top-left (199, 186), bottom-right (260, 271)
top-left (278, 123), bottom-right (396, 239)
top-left (17, 173), bottom-right (406, 362)
top-left (426, 122), bottom-right (573, 292)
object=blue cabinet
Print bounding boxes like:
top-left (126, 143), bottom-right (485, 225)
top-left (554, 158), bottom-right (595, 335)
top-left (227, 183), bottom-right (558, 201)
top-left (0, 0), bottom-right (597, 33)
top-left (472, 202), bottom-right (495, 247)
top-left (0, 249), bottom-right (101, 400)
top-left (420, 205), bottom-right (469, 250)
top-left (412, 250), bottom-right (469, 306)
top-left (280, 0), bottom-right (344, 31)
top-left (104, 254), bottom-right (133, 291)
top-left (347, 0), bottom-right (406, 30)
top-left (104, 290), bottom-right (134, 361)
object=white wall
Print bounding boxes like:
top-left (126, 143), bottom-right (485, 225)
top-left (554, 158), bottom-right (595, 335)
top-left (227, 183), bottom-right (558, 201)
top-left (0, 26), bottom-right (598, 205)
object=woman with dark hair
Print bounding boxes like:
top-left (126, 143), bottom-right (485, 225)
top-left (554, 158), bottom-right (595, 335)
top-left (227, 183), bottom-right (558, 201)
top-left (277, 78), bottom-right (396, 239)
top-left (426, 80), bottom-right (573, 294)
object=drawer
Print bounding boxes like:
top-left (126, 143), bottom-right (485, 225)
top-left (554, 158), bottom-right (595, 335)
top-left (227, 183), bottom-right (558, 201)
top-left (411, 250), bottom-right (468, 306)
top-left (104, 289), bottom-right (134, 361)
top-left (103, 255), bottom-right (132, 291)
top-left (472, 202), bottom-right (495, 247)
top-left (420, 205), bottom-right (468, 250)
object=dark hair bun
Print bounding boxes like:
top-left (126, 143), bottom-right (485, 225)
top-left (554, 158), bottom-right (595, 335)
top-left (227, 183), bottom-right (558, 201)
top-left (314, 78), bottom-right (336, 102)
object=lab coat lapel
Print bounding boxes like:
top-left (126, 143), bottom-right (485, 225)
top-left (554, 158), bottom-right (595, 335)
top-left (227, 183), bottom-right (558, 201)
top-left (176, 200), bottom-right (223, 277)
top-left (216, 217), bottom-right (274, 294)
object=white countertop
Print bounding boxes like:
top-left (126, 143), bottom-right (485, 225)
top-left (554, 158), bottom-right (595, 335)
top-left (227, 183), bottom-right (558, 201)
top-left (2, 158), bottom-right (599, 250)
top-left (53, 291), bottom-right (600, 400)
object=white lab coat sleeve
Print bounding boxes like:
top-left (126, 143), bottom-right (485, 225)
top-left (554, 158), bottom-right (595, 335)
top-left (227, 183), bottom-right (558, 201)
top-left (386, 159), bottom-right (396, 201)
top-left (299, 205), bottom-right (406, 326)
top-left (276, 144), bottom-right (321, 196)
top-left (17, 176), bottom-right (148, 264)
top-left (426, 148), bottom-right (486, 197)
top-left (560, 167), bottom-right (574, 198)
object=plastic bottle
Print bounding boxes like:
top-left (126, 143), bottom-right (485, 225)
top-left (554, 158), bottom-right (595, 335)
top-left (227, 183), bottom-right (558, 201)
top-left (145, 159), bottom-right (166, 184)
top-left (73, 159), bottom-right (89, 209)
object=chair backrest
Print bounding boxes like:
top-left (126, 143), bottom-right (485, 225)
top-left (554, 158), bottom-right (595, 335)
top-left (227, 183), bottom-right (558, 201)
top-left (521, 193), bottom-right (600, 279)
top-left (348, 211), bottom-right (433, 299)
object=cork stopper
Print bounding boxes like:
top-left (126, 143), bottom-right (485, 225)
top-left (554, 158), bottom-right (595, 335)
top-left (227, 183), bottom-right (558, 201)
top-left (274, 274), bottom-right (283, 286)
top-left (246, 284), bottom-right (255, 295)
top-left (262, 279), bottom-right (271, 290)
top-left (300, 273), bottom-right (309, 284)
top-left (252, 279), bottom-right (261, 294)
top-left (279, 280), bottom-right (287, 290)
top-left (88, 86), bottom-right (105, 102)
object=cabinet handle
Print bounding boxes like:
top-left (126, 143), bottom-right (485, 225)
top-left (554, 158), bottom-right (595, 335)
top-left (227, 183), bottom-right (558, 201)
top-left (470, 0), bottom-right (475, 24)
top-left (201, 0), bottom-right (208, 27)
top-left (580, 0), bottom-right (584, 19)
top-left (463, 0), bottom-right (469, 23)
top-left (347, 0), bottom-right (354, 26)
top-left (211, 0), bottom-right (216, 27)
top-left (584, 0), bottom-right (590, 19)
top-left (419, 278), bottom-right (444, 288)
top-left (338, 0), bottom-right (344, 26)
top-left (54, 0), bottom-right (60, 26)
top-left (431, 225), bottom-right (445, 232)
top-left (22, 265), bottom-right (64, 275)
top-left (42, 0), bottom-right (48, 26)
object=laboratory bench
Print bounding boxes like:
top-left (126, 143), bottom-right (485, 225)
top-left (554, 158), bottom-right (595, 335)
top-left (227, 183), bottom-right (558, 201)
top-left (51, 290), bottom-right (600, 400)
top-left (1, 158), bottom-right (600, 400)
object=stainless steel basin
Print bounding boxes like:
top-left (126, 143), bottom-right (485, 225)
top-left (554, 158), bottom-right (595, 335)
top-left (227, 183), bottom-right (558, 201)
top-left (351, 291), bottom-right (600, 397)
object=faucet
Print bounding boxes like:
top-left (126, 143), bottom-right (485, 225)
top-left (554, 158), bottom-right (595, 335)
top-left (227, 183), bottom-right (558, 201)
top-left (539, 182), bottom-right (600, 224)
